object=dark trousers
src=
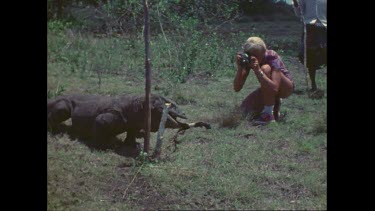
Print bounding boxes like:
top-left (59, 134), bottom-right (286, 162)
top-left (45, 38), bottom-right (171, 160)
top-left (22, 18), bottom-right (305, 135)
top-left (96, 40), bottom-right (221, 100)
top-left (298, 23), bottom-right (327, 70)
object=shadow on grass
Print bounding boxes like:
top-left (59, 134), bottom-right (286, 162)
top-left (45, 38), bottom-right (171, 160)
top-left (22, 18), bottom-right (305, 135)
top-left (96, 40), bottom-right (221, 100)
top-left (293, 88), bottom-right (306, 95)
top-left (214, 105), bottom-right (291, 129)
top-left (48, 124), bottom-right (141, 158)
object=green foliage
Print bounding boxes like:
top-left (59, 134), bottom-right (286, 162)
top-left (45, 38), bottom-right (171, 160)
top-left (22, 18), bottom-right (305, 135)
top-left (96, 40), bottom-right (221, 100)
top-left (266, 36), bottom-right (300, 57)
top-left (167, 0), bottom-right (240, 23)
top-left (47, 28), bottom-right (236, 83)
top-left (47, 0), bottom-right (242, 33)
top-left (240, 0), bottom-right (294, 17)
top-left (47, 20), bottom-right (73, 32)
top-left (134, 150), bottom-right (154, 167)
top-left (47, 20), bottom-right (301, 84)
top-left (154, 30), bottom-right (242, 83)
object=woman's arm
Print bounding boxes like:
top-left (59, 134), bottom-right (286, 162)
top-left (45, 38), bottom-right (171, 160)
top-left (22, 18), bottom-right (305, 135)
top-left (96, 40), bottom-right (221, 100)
top-left (250, 56), bottom-right (280, 93)
top-left (233, 54), bottom-right (250, 92)
top-left (254, 66), bottom-right (281, 93)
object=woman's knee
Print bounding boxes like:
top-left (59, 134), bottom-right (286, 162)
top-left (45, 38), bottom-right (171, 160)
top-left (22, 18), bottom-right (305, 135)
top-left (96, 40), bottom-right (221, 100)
top-left (260, 64), bottom-right (272, 78)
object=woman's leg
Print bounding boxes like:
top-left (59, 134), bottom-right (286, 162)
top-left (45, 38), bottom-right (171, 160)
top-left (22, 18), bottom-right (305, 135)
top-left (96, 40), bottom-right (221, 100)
top-left (258, 65), bottom-right (276, 107)
top-left (256, 66), bottom-right (293, 123)
top-left (240, 67), bottom-right (293, 123)
top-left (273, 97), bottom-right (281, 121)
top-left (275, 72), bottom-right (294, 99)
top-left (240, 88), bottom-right (264, 117)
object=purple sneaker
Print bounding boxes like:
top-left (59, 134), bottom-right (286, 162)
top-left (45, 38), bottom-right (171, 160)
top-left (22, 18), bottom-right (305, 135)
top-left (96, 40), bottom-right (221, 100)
top-left (253, 112), bottom-right (276, 125)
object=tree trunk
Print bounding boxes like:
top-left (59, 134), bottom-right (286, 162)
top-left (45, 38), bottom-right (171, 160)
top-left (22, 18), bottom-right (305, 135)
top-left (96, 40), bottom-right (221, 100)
top-left (143, 0), bottom-right (151, 154)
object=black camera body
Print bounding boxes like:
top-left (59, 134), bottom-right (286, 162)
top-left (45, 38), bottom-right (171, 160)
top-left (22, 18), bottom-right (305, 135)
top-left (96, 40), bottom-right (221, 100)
top-left (239, 52), bottom-right (251, 66)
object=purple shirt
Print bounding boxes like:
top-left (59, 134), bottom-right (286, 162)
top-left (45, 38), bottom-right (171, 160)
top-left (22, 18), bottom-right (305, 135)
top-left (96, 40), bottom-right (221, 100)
top-left (261, 50), bottom-right (293, 82)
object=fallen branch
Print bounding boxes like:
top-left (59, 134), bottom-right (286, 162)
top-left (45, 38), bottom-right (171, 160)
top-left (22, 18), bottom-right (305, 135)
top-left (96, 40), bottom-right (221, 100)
top-left (167, 128), bottom-right (186, 153)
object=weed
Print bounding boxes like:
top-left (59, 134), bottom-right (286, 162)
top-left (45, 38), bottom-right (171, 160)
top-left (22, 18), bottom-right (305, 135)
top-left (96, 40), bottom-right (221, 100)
top-left (217, 107), bottom-right (244, 129)
top-left (47, 20), bottom-right (73, 32)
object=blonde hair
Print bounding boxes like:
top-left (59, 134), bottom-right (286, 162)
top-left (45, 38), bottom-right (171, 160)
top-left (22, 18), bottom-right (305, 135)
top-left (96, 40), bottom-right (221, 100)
top-left (243, 37), bottom-right (267, 54)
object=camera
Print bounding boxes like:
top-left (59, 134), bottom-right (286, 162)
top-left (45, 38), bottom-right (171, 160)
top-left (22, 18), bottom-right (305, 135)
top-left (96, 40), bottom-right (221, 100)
top-left (239, 52), bottom-right (251, 66)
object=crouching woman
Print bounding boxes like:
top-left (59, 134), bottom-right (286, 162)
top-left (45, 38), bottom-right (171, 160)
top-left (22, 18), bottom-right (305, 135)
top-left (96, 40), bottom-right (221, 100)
top-left (234, 37), bottom-right (294, 125)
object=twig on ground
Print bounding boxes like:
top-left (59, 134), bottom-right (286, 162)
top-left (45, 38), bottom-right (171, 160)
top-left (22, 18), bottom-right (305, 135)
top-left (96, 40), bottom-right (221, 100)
top-left (122, 163), bottom-right (144, 199)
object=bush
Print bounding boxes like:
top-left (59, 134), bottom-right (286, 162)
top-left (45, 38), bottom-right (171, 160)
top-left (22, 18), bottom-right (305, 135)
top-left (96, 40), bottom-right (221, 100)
top-left (47, 20), bottom-right (73, 32)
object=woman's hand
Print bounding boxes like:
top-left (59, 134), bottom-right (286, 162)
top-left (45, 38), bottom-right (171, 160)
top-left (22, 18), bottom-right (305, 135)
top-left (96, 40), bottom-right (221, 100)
top-left (249, 56), bottom-right (260, 71)
top-left (236, 53), bottom-right (251, 72)
top-left (234, 54), bottom-right (250, 92)
top-left (235, 54), bottom-right (243, 66)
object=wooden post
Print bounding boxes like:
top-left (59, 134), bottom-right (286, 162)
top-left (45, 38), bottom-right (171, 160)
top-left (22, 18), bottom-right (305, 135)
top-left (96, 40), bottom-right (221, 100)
top-left (153, 103), bottom-right (171, 159)
top-left (297, 0), bottom-right (310, 90)
top-left (303, 21), bottom-right (310, 90)
top-left (143, 0), bottom-right (151, 154)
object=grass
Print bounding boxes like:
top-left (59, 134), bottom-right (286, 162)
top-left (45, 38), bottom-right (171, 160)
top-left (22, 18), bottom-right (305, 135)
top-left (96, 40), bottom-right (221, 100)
top-left (47, 19), bottom-right (326, 210)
